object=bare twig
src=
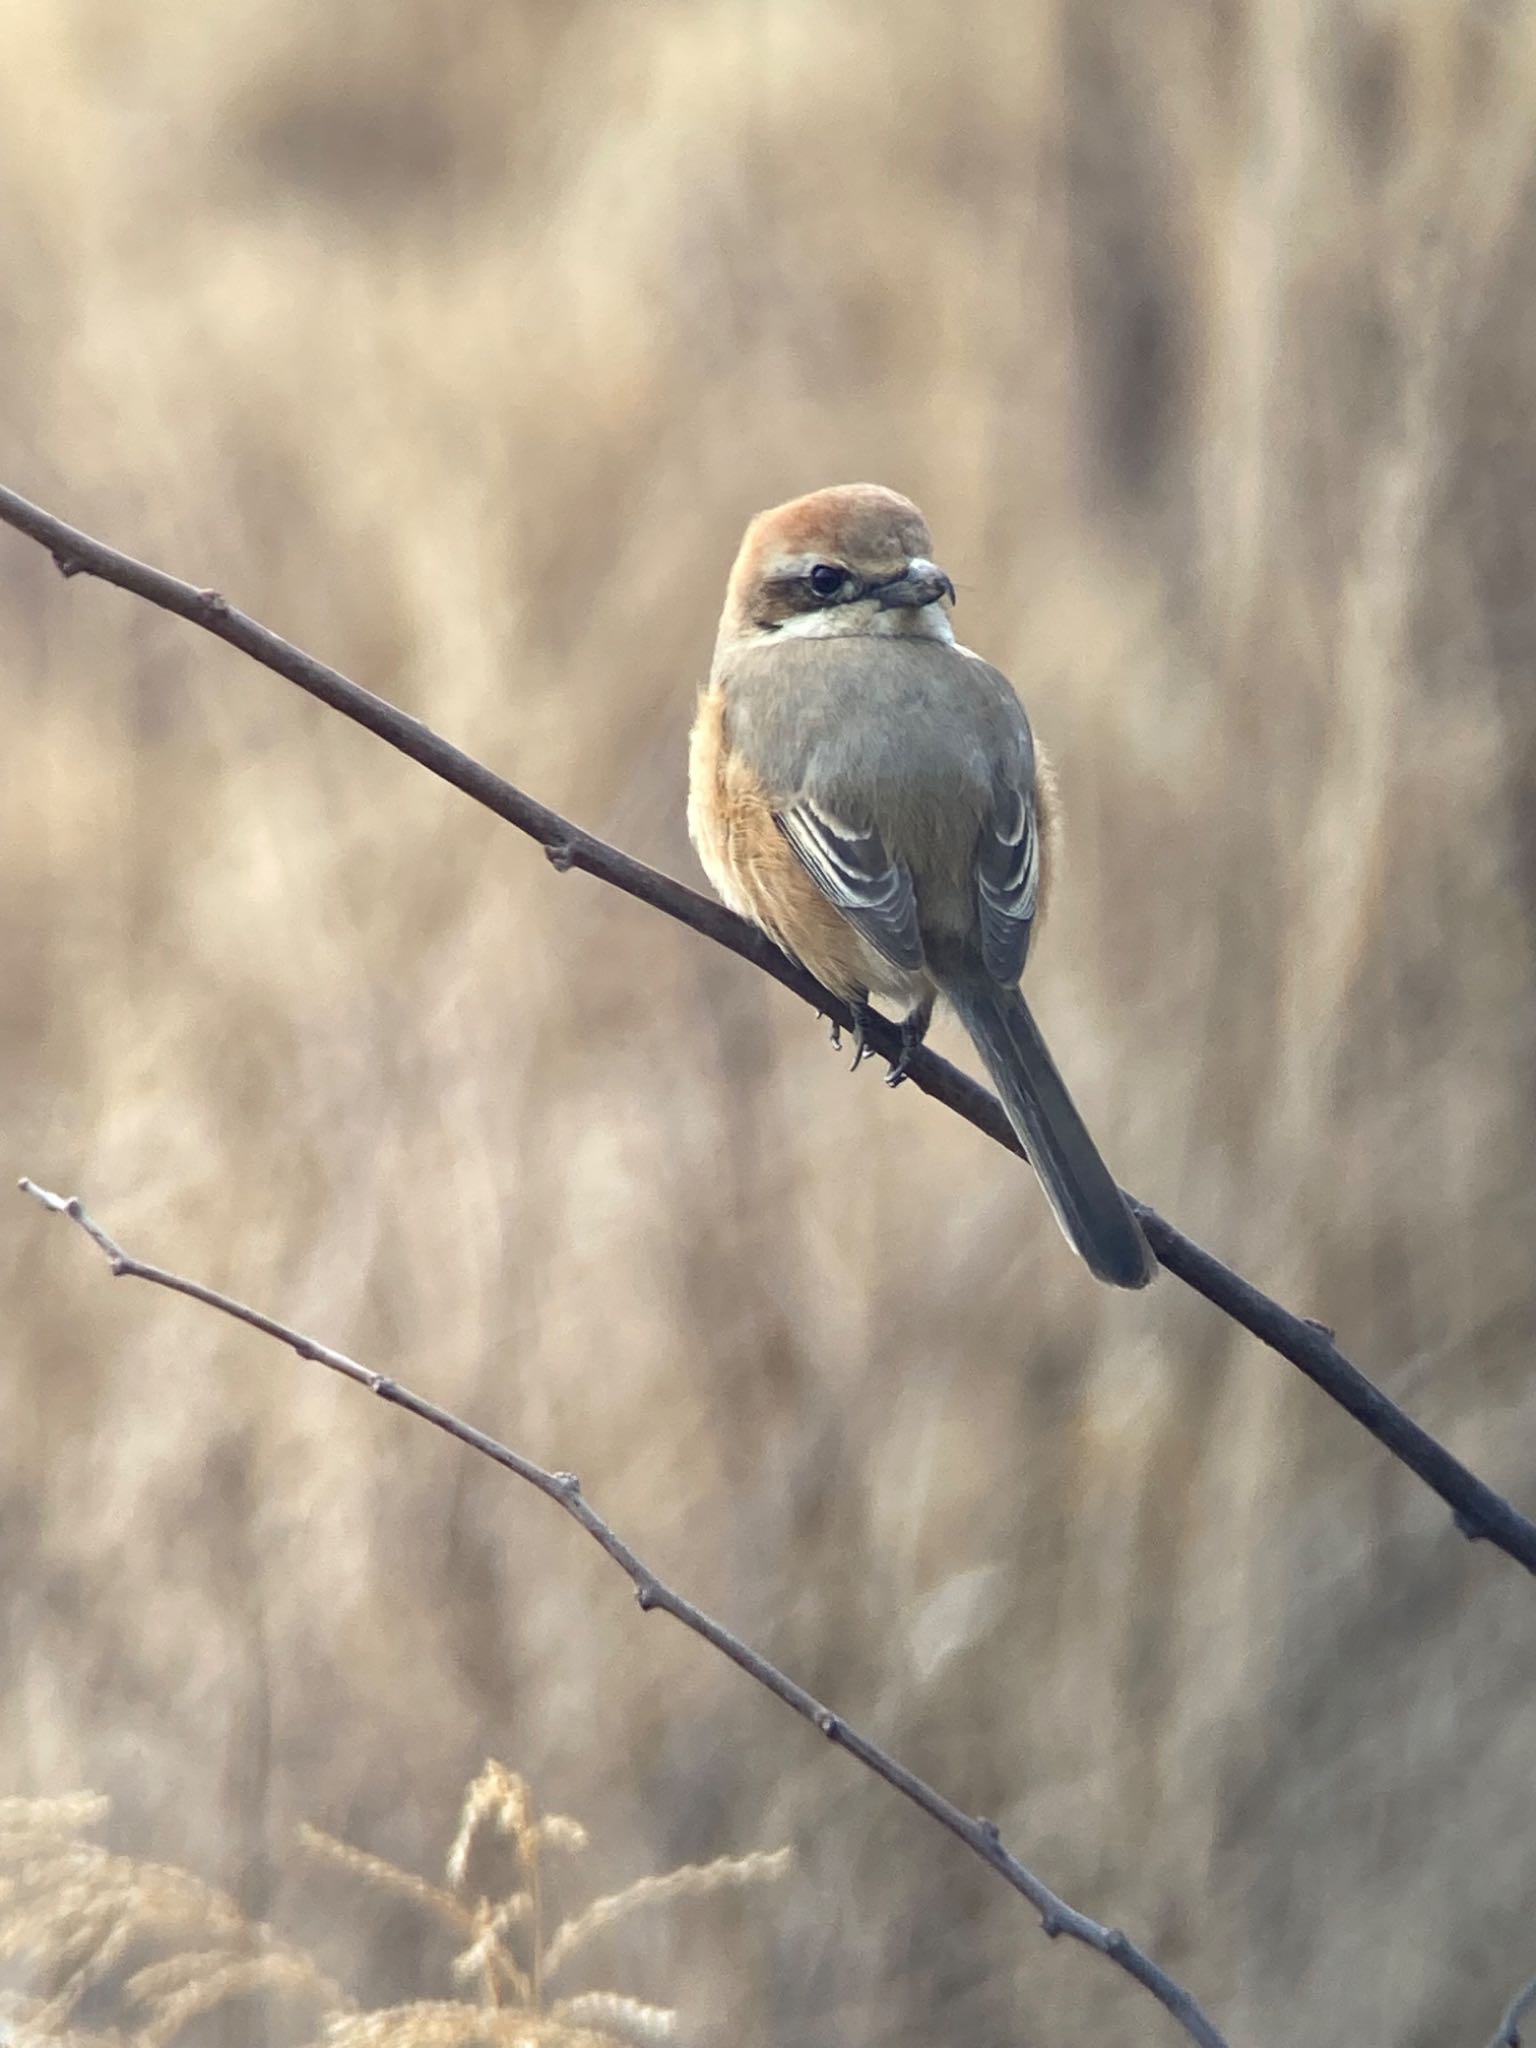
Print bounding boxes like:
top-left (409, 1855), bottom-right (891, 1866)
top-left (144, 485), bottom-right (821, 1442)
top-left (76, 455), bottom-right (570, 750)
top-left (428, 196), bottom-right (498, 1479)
top-left (1487, 1973), bottom-right (1536, 2048)
top-left (16, 1178), bottom-right (1230, 2048)
top-left (1, 483), bottom-right (1532, 1575)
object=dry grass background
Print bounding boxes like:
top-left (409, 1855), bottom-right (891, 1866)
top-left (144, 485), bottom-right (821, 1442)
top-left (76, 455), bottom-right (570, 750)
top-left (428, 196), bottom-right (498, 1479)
top-left (5, 2), bottom-right (1536, 2043)
top-left (0, 1769), bottom-right (792, 2048)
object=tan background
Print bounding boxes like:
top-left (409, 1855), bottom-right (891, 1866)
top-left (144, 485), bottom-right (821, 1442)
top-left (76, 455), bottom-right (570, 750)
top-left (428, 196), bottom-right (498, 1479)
top-left (6, 3), bottom-right (1536, 2043)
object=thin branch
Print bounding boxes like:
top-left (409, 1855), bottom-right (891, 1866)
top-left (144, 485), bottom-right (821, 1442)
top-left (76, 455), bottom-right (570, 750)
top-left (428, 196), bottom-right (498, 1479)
top-left (16, 1178), bottom-right (1230, 2048)
top-left (1487, 1973), bottom-right (1536, 2048)
top-left (1, 479), bottom-right (1533, 1584)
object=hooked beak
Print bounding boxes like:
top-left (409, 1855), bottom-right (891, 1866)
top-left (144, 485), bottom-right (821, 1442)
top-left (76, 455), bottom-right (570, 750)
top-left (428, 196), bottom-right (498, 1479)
top-left (872, 556), bottom-right (956, 610)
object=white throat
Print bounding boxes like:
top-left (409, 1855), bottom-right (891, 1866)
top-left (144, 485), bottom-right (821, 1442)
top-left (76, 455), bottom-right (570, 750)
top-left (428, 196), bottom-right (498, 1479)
top-left (764, 600), bottom-right (956, 645)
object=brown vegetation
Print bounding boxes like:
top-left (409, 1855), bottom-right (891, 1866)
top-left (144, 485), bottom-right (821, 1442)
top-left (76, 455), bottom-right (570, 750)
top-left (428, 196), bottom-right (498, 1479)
top-left (6, 4), bottom-right (1536, 2043)
top-left (0, 1769), bottom-right (788, 2048)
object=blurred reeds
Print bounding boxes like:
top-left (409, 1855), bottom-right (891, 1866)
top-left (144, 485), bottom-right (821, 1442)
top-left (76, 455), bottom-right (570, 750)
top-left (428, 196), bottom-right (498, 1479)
top-left (0, 1769), bottom-right (788, 2048)
top-left (6, 4), bottom-right (1536, 2044)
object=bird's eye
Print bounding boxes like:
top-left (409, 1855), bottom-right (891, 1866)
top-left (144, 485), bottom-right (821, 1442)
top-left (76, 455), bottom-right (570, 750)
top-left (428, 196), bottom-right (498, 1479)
top-left (807, 563), bottom-right (849, 601)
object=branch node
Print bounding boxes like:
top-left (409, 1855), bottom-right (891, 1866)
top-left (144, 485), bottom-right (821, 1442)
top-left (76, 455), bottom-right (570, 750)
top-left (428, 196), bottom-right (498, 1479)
top-left (1039, 1910), bottom-right (1066, 1939)
top-left (553, 1470), bottom-right (582, 1497)
top-left (1105, 1929), bottom-right (1132, 1962)
top-left (1454, 1508), bottom-right (1490, 1544)
top-left (815, 1709), bottom-right (842, 1740)
top-left (195, 587), bottom-right (230, 616)
top-left (976, 1816), bottom-right (1001, 1844)
top-left (1302, 1315), bottom-right (1336, 1342)
top-left (51, 548), bottom-right (84, 578)
top-left (545, 839), bottom-right (576, 873)
top-left (634, 1580), bottom-right (659, 1612)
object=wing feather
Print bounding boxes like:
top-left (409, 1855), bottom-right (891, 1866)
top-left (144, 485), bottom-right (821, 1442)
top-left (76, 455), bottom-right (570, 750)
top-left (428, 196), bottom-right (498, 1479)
top-left (976, 777), bottom-right (1039, 984)
top-left (775, 798), bottom-right (926, 973)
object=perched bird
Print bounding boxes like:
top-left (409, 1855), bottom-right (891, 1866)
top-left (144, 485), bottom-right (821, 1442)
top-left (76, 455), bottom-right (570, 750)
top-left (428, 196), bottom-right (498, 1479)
top-left (689, 483), bottom-right (1154, 1289)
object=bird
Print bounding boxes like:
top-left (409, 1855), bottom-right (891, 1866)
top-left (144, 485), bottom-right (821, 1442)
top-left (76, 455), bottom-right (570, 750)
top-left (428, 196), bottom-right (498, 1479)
top-left (688, 482), bottom-right (1154, 1289)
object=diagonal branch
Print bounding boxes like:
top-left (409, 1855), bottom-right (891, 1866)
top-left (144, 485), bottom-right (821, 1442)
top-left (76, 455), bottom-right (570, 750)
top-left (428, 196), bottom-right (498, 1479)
top-left (2, 482), bottom-right (1534, 1577)
top-left (16, 1177), bottom-right (1231, 2048)
top-left (1486, 1973), bottom-right (1536, 2048)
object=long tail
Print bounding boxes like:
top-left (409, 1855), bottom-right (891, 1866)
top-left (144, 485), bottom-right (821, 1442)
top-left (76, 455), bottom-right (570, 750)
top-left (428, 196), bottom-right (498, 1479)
top-left (942, 973), bottom-right (1154, 1289)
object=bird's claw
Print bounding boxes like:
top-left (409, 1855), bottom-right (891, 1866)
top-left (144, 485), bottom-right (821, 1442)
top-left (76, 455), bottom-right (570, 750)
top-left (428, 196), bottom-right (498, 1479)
top-left (885, 1032), bottom-right (917, 1087)
top-left (847, 1001), bottom-right (873, 1071)
top-left (831, 995), bottom-right (922, 1078)
top-left (884, 1000), bottom-right (934, 1087)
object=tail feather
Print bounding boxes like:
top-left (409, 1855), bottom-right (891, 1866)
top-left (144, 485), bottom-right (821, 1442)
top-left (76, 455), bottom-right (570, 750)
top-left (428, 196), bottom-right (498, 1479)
top-left (943, 974), bottom-right (1154, 1289)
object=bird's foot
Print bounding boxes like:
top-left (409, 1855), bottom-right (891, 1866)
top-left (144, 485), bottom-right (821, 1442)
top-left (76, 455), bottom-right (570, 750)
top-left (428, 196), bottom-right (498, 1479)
top-left (846, 996), bottom-right (876, 1071)
top-left (885, 997), bottom-right (934, 1088)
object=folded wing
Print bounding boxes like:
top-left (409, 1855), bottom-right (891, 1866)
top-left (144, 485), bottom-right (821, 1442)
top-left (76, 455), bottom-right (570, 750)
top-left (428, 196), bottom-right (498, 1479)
top-left (975, 775), bottom-right (1039, 986)
top-left (775, 797), bottom-right (926, 973)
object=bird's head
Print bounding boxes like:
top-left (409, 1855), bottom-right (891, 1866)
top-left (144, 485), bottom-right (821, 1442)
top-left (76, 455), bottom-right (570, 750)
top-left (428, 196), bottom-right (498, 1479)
top-left (716, 484), bottom-right (956, 653)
